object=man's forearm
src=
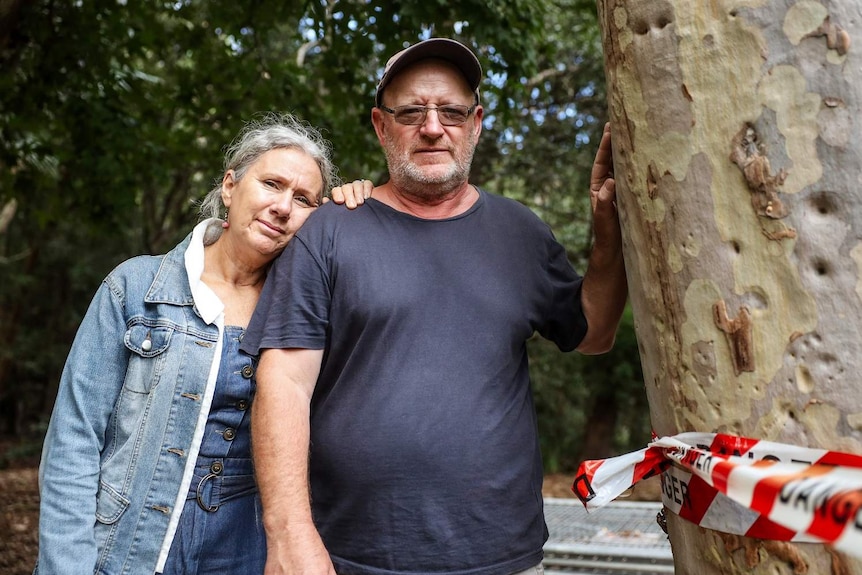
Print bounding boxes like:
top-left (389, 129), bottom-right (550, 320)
top-left (252, 376), bottom-right (315, 531)
top-left (578, 247), bottom-right (627, 354)
top-left (251, 348), bottom-right (334, 574)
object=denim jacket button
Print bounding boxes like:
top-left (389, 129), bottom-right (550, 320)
top-left (241, 365), bottom-right (254, 379)
top-left (210, 461), bottom-right (223, 474)
top-left (223, 428), bottom-right (236, 441)
top-left (236, 399), bottom-right (249, 411)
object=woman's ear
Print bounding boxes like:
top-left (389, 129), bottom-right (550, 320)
top-left (221, 170), bottom-right (236, 208)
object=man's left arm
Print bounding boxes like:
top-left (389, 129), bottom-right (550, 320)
top-left (577, 122), bottom-right (628, 355)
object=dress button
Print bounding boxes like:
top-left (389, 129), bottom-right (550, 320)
top-left (223, 428), bottom-right (236, 441)
top-left (236, 399), bottom-right (249, 411)
top-left (241, 365), bottom-right (254, 379)
top-left (210, 461), bottom-right (223, 474)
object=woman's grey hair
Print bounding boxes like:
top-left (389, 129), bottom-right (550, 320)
top-left (198, 112), bottom-right (339, 221)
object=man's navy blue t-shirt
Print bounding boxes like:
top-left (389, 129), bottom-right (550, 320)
top-left (242, 189), bottom-right (587, 575)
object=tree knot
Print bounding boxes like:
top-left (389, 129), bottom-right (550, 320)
top-left (730, 124), bottom-right (788, 219)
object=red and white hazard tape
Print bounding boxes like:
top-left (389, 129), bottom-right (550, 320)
top-left (573, 432), bottom-right (862, 556)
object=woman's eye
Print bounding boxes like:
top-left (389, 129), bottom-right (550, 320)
top-left (294, 195), bottom-right (312, 206)
top-left (263, 179), bottom-right (279, 189)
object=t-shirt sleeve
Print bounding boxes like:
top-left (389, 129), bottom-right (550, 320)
top-left (538, 231), bottom-right (587, 352)
top-left (240, 235), bottom-right (330, 356)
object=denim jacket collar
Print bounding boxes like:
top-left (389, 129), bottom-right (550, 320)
top-left (143, 219), bottom-right (224, 326)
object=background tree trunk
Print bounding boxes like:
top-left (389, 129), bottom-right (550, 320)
top-left (580, 393), bottom-right (619, 461)
top-left (597, 0), bottom-right (862, 573)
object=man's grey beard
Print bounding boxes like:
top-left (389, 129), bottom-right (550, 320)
top-left (383, 131), bottom-right (477, 201)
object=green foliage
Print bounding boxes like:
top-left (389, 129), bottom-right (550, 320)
top-left (532, 307), bottom-right (650, 473)
top-left (0, 0), bottom-right (649, 472)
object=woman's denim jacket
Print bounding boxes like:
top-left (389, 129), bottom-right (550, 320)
top-left (36, 222), bottom-right (227, 575)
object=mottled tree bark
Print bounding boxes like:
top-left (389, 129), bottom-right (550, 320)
top-left (596, 1), bottom-right (862, 573)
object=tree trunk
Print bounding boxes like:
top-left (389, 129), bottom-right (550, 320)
top-left (596, 1), bottom-right (862, 573)
top-left (580, 392), bottom-right (619, 461)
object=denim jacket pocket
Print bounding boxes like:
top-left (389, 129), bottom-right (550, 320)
top-left (125, 323), bottom-right (172, 357)
top-left (95, 480), bottom-right (130, 525)
top-left (123, 323), bottom-right (173, 394)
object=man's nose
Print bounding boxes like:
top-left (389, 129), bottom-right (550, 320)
top-left (419, 109), bottom-right (445, 136)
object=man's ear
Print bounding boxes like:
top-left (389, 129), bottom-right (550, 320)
top-left (471, 105), bottom-right (484, 139)
top-left (371, 107), bottom-right (388, 147)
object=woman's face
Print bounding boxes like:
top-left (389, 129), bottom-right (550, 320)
top-left (221, 147), bottom-right (324, 260)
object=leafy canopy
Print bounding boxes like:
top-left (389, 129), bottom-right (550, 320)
top-left (0, 0), bottom-right (647, 469)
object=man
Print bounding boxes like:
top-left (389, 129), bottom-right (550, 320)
top-left (242, 38), bottom-right (627, 575)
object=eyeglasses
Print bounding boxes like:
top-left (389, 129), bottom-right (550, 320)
top-left (378, 104), bottom-right (476, 126)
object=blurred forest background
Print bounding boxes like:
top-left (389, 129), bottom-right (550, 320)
top-left (0, 0), bottom-right (650, 474)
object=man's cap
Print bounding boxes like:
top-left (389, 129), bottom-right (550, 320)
top-left (375, 38), bottom-right (482, 108)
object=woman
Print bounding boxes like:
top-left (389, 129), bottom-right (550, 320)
top-left (35, 113), bottom-right (371, 575)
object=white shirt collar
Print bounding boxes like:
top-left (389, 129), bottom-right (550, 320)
top-left (184, 219), bottom-right (224, 325)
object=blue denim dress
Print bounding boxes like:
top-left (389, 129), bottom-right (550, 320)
top-left (161, 326), bottom-right (265, 574)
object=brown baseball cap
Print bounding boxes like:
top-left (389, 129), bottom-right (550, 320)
top-left (375, 38), bottom-right (482, 108)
